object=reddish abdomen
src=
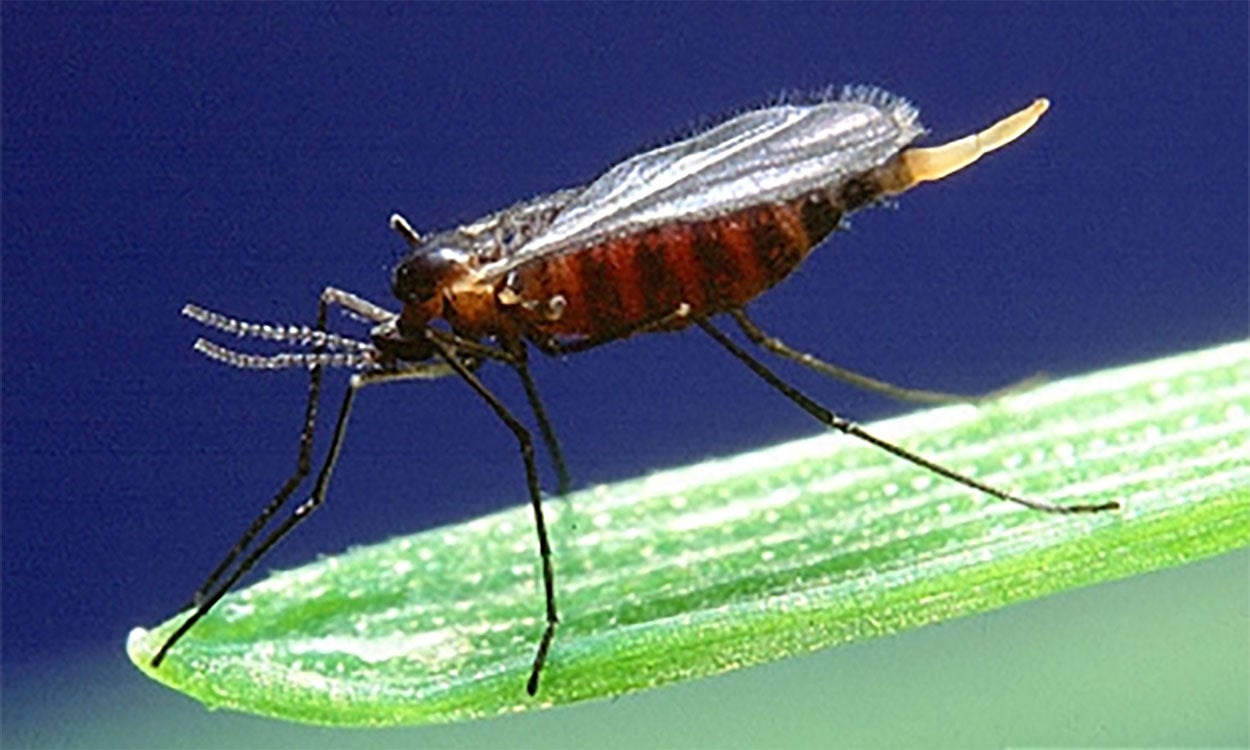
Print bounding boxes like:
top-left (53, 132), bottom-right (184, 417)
top-left (509, 190), bottom-right (846, 345)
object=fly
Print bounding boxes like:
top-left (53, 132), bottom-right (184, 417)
top-left (152, 86), bottom-right (1118, 695)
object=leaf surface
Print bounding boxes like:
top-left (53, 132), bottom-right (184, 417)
top-left (128, 341), bottom-right (1250, 726)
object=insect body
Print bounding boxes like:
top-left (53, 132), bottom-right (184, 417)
top-left (155, 87), bottom-right (1117, 695)
top-left (389, 87), bottom-right (1003, 350)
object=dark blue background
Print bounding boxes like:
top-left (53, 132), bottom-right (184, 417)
top-left (3, 2), bottom-right (1245, 741)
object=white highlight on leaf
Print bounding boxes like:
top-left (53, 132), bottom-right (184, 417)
top-left (668, 486), bottom-right (800, 533)
top-left (283, 629), bottom-right (473, 666)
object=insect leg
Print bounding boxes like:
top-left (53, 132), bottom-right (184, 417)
top-left (425, 336), bottom-right (559, 696)
top-left (508, 341), bottom-right (571, 496)
top-left (175, 292), bottom-right (335, 612)
top-left (729, 309), bottom-right (1043, 405)
top-left (327, 288), bottom-right (399, 322)
top-left (165, 286), bottom-right (398, 649)
top-left (426, 331), bottom-right (571, 496)
top-left (696, 317), bottom-right (1119, 514)
top-left (153, 362), bottom-right (380, 666)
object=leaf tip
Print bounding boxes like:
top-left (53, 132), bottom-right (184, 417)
top-left (126, 626), bottom-right (155, 665)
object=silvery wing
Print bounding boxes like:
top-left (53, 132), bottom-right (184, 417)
top-left (489, 87), bottom-right (925, 275)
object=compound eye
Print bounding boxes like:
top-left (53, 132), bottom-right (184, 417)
top-left (391, 259), bottom-right (434, 303)
top-left (391, 248), bottom-right (461, 304)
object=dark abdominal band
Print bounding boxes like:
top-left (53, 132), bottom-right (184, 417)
top-left (565, 183), bottom-right (854, 337)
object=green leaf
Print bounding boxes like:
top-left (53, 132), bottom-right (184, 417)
top-left (128, 341), bottom-right (1250, 727)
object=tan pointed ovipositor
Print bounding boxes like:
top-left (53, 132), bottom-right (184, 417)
top-left (879, 98), bottom-right (1050, 194)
